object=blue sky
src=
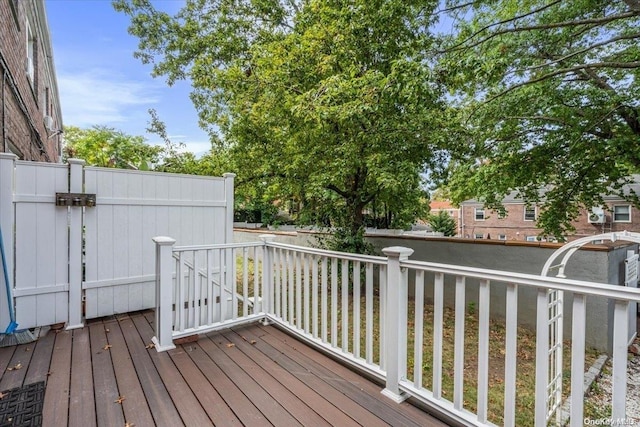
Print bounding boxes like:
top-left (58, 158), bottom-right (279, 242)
top-left (46, 0), bottom-right (212, 155)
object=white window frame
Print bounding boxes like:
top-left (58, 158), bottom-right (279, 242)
top-left (474, 208), bottom-right (485, 221)
top-left (498, 234), bottom-right (507, 241)
top-left (524, 206), bottom-right (536, 221)
top-left (613, 205), bottom-right (631, 223)
top-left (474, 233), bottom-right (483, 239)
top-left (525, 236), bottom-right (537, 242)
top-left (26, 19), bottom-right (35, 86)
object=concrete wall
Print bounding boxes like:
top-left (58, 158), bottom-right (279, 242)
top-left (234, 229), bottom-right (639, 352)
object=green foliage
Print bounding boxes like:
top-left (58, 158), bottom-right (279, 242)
top-left (438, 0), bottom-right (640, 239)
top-left (314, 227), bottom-right (376, 255)
top-left (114, 0), bottom-right (446, 237)
top-left (426, 210), bottom-right (457, 237)
top-left (63, 119), bottom-right (236, 199)
top-left (63, 125), bottom-right (162, 170)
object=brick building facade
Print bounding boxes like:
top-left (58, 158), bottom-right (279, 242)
top-left (1, 0), bottom-right (62, 162)
top-left (428, 200), bottom-right (460, 225)
top-left (460, 178), bottom-right (640, 241)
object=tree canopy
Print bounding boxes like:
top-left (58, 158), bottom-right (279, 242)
top-left (426, 210), bottom-right (457, 237)
top-left (438, 0), bottom-right (640, 238)
top-left (63, 125), bottom-right (162, 170)
top-left (114, 0), bottom-right (640, 242)
top-left (114, 0), bottom-right (447, 247)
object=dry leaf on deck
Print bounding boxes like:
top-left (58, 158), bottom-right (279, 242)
top-left (226, 343), bottom-right (235, 348)
top-left (0, 392), bottom-right (7, 399)
top-left (7, 363), bottom-right (22, 371)
top-left (145, 343), bottom-right (155, 349)
top-left (114, 396), bottom-right (125, 404)
top-left (250, 340), bottom-right (257, 345)
top-left (103, 344), bottom-right (112, 351)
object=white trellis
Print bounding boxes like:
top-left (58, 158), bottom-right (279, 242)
top-left (540, 231), bottom-right (640, 425)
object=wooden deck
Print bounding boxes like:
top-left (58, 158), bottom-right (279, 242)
top-left (0, 311), bottom-right (448, 426)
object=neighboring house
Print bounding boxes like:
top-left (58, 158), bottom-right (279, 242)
top-left (1, 0), bottom-right (62, 162)
top-left (428, 200), bottom-right (461, 233)
top-left (460, 177), bottom-right (640, 241)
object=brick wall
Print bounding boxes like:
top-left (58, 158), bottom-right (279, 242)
top-left (1, 0), bottom-right (61, 162)
top-left (461, 202), bottom-right (640, 241)
top-left (573, 204), bottom-right (640, 238)
top-left (461, 203), bottom-right (541, 241)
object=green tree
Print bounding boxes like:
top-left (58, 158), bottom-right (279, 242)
top-left (114, 0), bottom-right (446, 252)
top-left (438, 0), bottom-right (640, 239)
top-left (426, 210), bottom-right (457, 237)
top-left (63, 125), bottom-right (162, 170)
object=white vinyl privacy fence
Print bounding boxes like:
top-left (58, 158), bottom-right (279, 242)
top-left (0, 153), bottom-right (234, 330)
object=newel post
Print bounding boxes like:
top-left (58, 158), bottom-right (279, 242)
top-left (259, 234), bottom-right (276, 324)
top-left (381, 246), bottom-right (414, 403)
top-left (152, 236), bottom-right (176, 352)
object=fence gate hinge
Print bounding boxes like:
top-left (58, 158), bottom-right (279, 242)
top-left (55, 192), bottom-right (96, 207)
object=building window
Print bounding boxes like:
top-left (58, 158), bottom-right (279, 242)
top-left (26, 20), bottom-right (35, 86)
top-left (524, 206), bottom-right (536, 221)
top-left (44, 87), bottom-right (50, 115)
top-left (474, 208), bottom-right (485, 221)
top-left (474, 233), bottom-right (483, 239)
top-left (526, 236), bottom-right (537, 242)
top-left (9, 0), bottom-right (20, 29)
top-left (613, 205), bottom-right (631, 222)
top-left (498, 234), bottom-right (507, 240)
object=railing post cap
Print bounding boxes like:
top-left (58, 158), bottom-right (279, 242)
top-left (223, 172), bottom-right (236, 178)
top-left (153, 236), bottom-right (176, 245)
top-left (67, 158), bottom-right (87, 165)
top-left (259, 234), bottom-right (277, 242)
top-left (382, 246), bottom-right (414, 258)
top-left (0, 153), bottom-right (18, 161)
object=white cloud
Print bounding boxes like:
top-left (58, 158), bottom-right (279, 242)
top-left (57, 69), bottom-right (159, 127)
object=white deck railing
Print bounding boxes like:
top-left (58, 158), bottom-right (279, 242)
top-left (152, 235), bottom-right (640, 426)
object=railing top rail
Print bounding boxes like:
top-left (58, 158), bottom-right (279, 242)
top-left (174, 241), bottom-right (264, 252)
top-left (266, 241), bottom-right (387, 265)
top-left (402, 259), bottom-right (640, 302)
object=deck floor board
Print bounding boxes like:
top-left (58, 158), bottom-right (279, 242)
top-left (0, 343), bottom-right (35, 391)
top-left (131, 313), bottom-right (213, 426)
top-left (87, 321), bottom-right (125, 427)
top-left (103, 317), bottom-right (155, 427)
top-left (118, 316), bottom-right (184, 426)
top-left (0, 311), bottom-right (448, 426)
top-left (42, 330), bottom-right (72, 426)
top-left (231, 325), bottom-right (384, 427)
top-left (217, 330), bottom-right (332, 426)
top-left (23, 328), bottom-right (55, 385)
top-left (68, 327), bottom-right (96, 427)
